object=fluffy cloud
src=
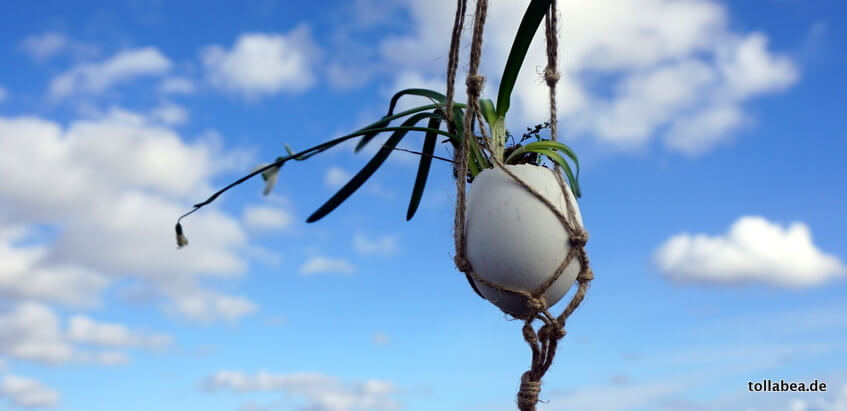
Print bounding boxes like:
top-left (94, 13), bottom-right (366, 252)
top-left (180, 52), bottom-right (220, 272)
top-left (0, 302), bottom-right (171, 366)
top-left (0, 109), bottom-right (258, 321)
top-left (95, 351), bottom-right (131, 365)
top-left (242, 205), bottom-right (293, 232)
top-left (66, 315), bottom-right (171, 348)
top-left (0, 302), bottom-right (76, 364)
top-left (546, 380), bottom-right (688, 411)
top-left (353, 234), bottom-right (397, 257)
top-left (654, 216), bottom-right (846, 287)
top-left (19, 32), bottom-right (68, 61)
top-left (158, 77), bottom-right (195, 95)
top-left (340, 0), bottom-right (798, 155)
top-left (299, 257), bottom-right (355, 276)
top-left (49, 47), bottom-right (172, 98)
top-left (150, 102), bottom-right (190, 126)
top-left (324, 167), bottom-right (352, 188)
top-left (1, 375), bottom-right (60, 408)
top-left (204, 370), bottom-right (401, 411)
top-left (165, 287), bottom-right (258, 322)
top-left (789, 383), bottom-right (847, 411)
top-left (0, 226), bottom-right (107, 306)
top-left (718, 33), bottom-right (798, 99)
top-left (202, 27), bottom-right (319, 98)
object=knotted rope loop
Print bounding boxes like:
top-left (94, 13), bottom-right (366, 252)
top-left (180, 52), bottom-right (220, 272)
top-left (522, 322), bottom-right (539, 346)
top-left (465, 74), bottom-right (485, 97)
top-left (453, 255), bottom-right (472, 273)
top-left (539, 322), bottom-right (566, 341)
top-left (577, 268), bottom-right (594, 282)
top-left (570, 229), bottom-right (588, 247)
top-left (517, 372), bottom-right (541, 410)
top-left (525, 296), bottom-right (547, 313)
top-left (543, 66), bottom-right (560, 87)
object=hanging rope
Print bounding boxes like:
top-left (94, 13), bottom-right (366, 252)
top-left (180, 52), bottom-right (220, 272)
top-left (445, 1), bottom-right (594, 410)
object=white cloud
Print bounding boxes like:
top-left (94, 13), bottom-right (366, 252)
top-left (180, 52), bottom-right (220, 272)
top-left (0, 302), bottom-right (169, 366)
top-left (353, 234), bottom-right (397, 257)
top-left (324, 167), bottom-right (352, 188)
top-left (546, 380), bottom-right (688, 411)
top-left (19, 32), bottom-right (68, 61)
top-left (718, 32), bottom-right (799, 98)
top-left (165, 287), bottom-right (258, 322)
top-left (242, 205), bottom-right (293, 231)
top-left (299, 257), bottom-right (355, 276)
top-left (663, 103), bottom-right (746, 155)
top-left (372, 332), bottom-right (389, 346)
top-left (66, 315), bottom-right (172, 348)
top-left (788, 383), bottom-right (847, 411)
top-left (49, 47), bottom-right (172, 98)
top-left (95, 351), bottom-right (131, 365)
top-left (202, 27), bottom-right (319, 98)
top-left (150, 102), bottom-right (189, 126)
top-left (158, 77), bottom-right (195, 94)
top-left (204, 370), bottom-right (401, 411)
top-left (0, 109), bottom-right (257, 322)
top-left (0, 227), bottom-right (107, 306)
top-left (239, 401), bottom-right (281, 411)
top-left (1, 375), bottom-right (60, 408)
top-left (654, 216), bottom-right (846, 287)
top-left (0, 302), bottom-right (75, 364)
top-left (341, 0), bottom-right (798, 155)
top-left (541, 340), bottom-right (847, 411)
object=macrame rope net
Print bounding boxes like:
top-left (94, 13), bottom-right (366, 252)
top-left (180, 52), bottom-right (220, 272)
top-left (445, 1), bottom-right (594, 410)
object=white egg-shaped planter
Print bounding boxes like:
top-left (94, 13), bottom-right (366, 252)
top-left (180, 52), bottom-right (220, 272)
top-left (465, 164), bottom-right (584, 318)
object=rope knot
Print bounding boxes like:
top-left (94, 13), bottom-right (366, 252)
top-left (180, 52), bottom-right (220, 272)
top-left (525, 296), bottom-right (547, 313)
top-left (522, 322), bottom-right (538, 345)
top-left (540, 323), bottom-right (566, 340)
top-left (517, 371), bottom-right (541, 409)
top-left (465, 74), bottom-right (485, 97)
top-left (570, 230), bottom-right (589, 247)
top-left (544, 66), bottom-right (560, 86)
top-left (453, 256), bottom-right (472, 273)
top-left (578, 268), bottom-right (595, 282)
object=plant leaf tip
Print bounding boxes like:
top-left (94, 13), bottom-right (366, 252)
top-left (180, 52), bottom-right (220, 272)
top-left (175, 223), bottom-right (188, 249)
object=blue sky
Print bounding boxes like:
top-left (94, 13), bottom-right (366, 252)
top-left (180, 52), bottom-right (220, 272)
top-left (0, 0), bottom-right (845, 410)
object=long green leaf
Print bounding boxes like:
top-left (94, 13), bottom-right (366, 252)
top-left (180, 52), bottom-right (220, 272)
top-left (522, 140), bottom-right (580, 177)
top-left (388, 88), bottom-right (467, 141)
top-left (349, 102), bottom-right (463, 155)
top-left (354, 118), bottom-right (391, 152)
top-left (406, 112), bottom-right (441, 220)
top-left (496, 0), bottom-right (552, 117)
top-left (479, 98), bottom-right (497, 130)
top-left (524, 147), bottom-right (581, 198)
top-left (354, 103), bottom-right (445, 153)
top-left (504, 144), bottom-right (529, 163)
top-left (307, 113), bottom-right (441, 223)
top-left (387, 89), bottom-right (447, 116)
top-left (357, 90), bottom-right (465, 153)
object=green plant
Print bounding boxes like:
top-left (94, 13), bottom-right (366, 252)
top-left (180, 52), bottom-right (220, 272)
top-left (176, 0), bottom-right (580, 243)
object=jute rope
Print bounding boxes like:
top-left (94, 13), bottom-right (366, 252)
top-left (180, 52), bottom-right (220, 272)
top-left (445, 1), bottom-right (594, 410)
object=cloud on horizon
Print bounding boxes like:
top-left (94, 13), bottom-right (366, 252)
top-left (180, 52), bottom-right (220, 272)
top-left (654, 216), bottom-right (846, 287)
